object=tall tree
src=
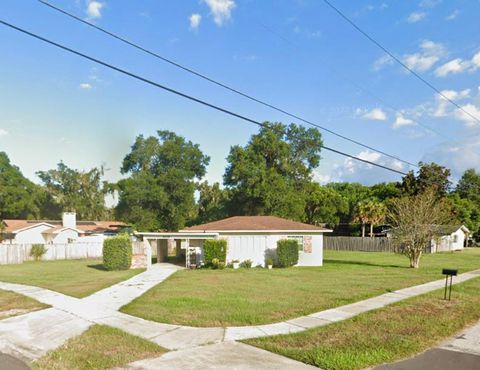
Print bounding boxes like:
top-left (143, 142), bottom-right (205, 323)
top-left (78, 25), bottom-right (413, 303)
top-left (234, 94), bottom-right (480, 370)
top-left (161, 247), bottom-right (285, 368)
top-left (388, 188), bottom-right (453, 268)
top-left (37, 162), bottom-right (107, 220)
top-left (194, 181), bottom-right (229, 224)
top-left (116, 131), bottom-right (210, 231)
top-left (401, 162), bottom-right (451, 197)
top-left (304, 183), bottom-right (348, 227)
top-left (326, 182), bottom-right (372, 224)
top-left (448, 193), bottom-right (480, 241)
top-left (0, 152), bottom-right (45, 219)
top-left (224, 122), bottom-right (322, 220)
top-left (456, 169), bottom-right (480, 205)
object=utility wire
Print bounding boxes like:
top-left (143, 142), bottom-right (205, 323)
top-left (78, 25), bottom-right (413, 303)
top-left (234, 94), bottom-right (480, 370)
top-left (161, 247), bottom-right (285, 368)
top-left (256, 20), bottom-right (448, 140)
top-left (321, 0), bottom-right (480, 126)
top-left (37, 0), bottom-right (417, 168)
top-left (0, 18), bottom-right (408, 176)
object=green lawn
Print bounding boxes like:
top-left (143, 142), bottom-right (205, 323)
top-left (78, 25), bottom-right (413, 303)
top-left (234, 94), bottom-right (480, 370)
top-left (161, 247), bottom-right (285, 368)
top-left (32, 325), bottom-right (166, 370)
top-left (0, 259), bottom-right (143, 298)
top-left (121, 249), bottom-right (480, 327)
top-left (246, 276), bottom-right (480, 370)
top-left (0, 289), bottom-right (48, 319)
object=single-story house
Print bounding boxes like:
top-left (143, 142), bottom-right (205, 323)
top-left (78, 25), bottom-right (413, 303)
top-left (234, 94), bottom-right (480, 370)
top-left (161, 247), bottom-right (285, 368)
top-left (1, 212), bottom-right (126, 244)
top-left (138, 216), bottom-right (332, 267)
top-left (429, 225), bottom-right (470, 253)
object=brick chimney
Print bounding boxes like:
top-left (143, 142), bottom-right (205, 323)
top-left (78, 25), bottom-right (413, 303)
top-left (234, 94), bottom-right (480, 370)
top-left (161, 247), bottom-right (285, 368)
top-left (62, 212), bottom-right (77, 229)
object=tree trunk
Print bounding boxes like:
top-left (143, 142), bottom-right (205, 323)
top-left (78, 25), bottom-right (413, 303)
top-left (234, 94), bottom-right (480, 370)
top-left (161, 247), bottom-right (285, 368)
top-left (370, 223), bottom-right (374, 238)
top-left (409, 250), bottom-right (422, 268)
top-left (362, 223), bottom-right (365, 238)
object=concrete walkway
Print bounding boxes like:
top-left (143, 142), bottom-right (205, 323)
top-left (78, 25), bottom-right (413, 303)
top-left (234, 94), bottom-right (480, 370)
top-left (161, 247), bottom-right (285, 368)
top-left (0, 265), bottom-right (479, 368)
top-left (375, 320), bottom-right (480, 370)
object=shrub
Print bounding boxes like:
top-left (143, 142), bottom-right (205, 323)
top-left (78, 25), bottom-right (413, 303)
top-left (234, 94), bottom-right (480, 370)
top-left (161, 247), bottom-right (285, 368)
top-left (266, 257), bottom-right (273, 266)
top-left (242, 259), bottom-right (253, 268)
top-left (103, 234), bottom-right (132, 271)
top-left (30, 244), bottom-right (47, 261)
top-left (277, 239), bottom-right (299, 267)
top-left (203, 239), bottom-right (227, 266)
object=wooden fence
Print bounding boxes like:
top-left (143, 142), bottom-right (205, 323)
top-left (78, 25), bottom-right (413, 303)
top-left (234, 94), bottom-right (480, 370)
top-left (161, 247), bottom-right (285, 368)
top-left (0, 242), bottom-right (103, 265)
top-left (324, 236), bottom-right (397, 253)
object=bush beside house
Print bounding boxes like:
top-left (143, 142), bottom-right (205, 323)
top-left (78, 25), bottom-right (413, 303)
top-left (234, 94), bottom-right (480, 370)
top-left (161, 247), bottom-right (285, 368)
top-left (277, 239), bottom-right (299, 267)
top-left (103, 235), bottom-right (132, 271)
top-left (203, 239), bottom-right (227, 266)
top-left (30, 244), bottom-right (47, 261)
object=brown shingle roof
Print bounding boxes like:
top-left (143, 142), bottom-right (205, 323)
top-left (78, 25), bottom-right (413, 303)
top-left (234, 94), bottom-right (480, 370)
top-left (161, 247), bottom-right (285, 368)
top-left (183, 216), bottom-right (330, 232)
top-left (2, 219), bottom-right (126, 234)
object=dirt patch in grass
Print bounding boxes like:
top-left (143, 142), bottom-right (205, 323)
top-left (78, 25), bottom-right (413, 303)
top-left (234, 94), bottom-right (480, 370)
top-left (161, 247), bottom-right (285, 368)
top-left (245, 277), bottom-right (480, 370)
top-left (0, 289), bottom-right (48, 320)
top-left (32, 325), bottom-right (166, 370)
top-left (0, 259), bottom-right (144, 298)
top-left (121, 249), bottom-right (480, 326)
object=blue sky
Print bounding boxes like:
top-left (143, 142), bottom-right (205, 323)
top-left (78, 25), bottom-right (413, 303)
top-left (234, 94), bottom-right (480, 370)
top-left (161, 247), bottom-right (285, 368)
top-left (1, 0), bottom-right (479, 191)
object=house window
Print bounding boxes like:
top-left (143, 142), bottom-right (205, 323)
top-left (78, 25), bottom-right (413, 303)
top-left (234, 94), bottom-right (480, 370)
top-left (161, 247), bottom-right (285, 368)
top-left (453, 235), bottom-right (458, 243)
top-left (288, 236), bottom-right (304, 252)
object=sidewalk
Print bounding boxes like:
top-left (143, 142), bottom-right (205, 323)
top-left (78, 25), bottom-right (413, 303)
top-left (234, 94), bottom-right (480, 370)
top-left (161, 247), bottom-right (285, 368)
top-left (375, 320), bottom-right (480, 370)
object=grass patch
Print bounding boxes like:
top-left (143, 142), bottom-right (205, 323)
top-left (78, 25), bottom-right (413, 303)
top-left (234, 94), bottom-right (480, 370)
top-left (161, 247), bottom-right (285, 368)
top-left (32, 325), bottom-right (166, 370)
top-left (245, 276), bottom-right (480, 370)
top-left (0, 289), bottom-right (48, 319)
top-left (0, 259), bottom-right (143, 298)
top-left (121, 249), bottom-right (480, 326)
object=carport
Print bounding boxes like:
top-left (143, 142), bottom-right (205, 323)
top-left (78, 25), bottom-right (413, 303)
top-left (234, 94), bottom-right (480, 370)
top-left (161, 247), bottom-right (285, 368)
top-left (136, 232), bottom-right (218, 268)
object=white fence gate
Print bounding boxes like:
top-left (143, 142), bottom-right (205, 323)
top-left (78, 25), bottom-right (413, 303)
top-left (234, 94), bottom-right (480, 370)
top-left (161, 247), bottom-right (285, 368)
top-left (0, 242), bottom-right (103, 265)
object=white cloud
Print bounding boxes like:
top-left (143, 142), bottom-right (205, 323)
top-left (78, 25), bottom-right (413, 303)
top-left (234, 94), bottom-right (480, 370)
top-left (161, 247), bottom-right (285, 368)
top-left (334, 150), bottom-right (406, 184)
top-left (79, 83), bottom-right (92, 90)
top-left (433, 88), bottom-right (470, 117)
top-left (393, 114), bottom-right (415, 129)
top-left (399, 40), bottom-right (445, 72)
top-left (434, 52), bottom-right (480, 77)
top-left (407, 12), bottom-right (426, 23)
top-left (359, 108), bottom-right (387, 121)
top-left (189, 13), bottom-right (202, 30)
top-left (86, 1), bottom-right (104, 19)
top-left (454, 103), bottom-right (480, 127)
top-left (0, 129), bottom-right (8, 137)
top-left (445, 9), bottom-right (460, 20)
top-left (435, 58), bottom-right (470, 77)
top-left (373, 54), bottom-right (394, 71)
top-left (201, 0), bottom-right (236, 26)
top-left (419, 0), bottom-right (442, 8)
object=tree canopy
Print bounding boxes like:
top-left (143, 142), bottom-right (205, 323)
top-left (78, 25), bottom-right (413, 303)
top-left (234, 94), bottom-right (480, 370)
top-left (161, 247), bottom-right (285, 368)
top-left (116, 131), bottom-right (210, 231)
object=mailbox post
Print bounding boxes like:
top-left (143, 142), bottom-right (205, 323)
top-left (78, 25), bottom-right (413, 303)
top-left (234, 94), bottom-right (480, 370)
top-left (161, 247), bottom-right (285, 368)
top-left (442, 268), bottom-right (458, 301)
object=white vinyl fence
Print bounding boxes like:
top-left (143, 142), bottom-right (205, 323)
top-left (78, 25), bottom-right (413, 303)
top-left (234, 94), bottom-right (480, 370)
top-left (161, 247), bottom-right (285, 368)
top-left (0, 242), bottom-right (103, 265)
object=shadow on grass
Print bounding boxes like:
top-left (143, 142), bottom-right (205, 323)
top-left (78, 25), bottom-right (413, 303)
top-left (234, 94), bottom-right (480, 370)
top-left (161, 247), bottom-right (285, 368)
top-left (87, 263), bottom-right (108, 271)
top-left (324, 259), bottom-right (409, 269)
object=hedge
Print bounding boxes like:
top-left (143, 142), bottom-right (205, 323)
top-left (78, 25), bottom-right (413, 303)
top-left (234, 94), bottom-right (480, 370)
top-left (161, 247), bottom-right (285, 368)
top-left (203, 239), bottom-right (227, 265)
top-left (277, 239), bottom-right (299, 267)
top-left (103, 234), bottom-right (132, 271)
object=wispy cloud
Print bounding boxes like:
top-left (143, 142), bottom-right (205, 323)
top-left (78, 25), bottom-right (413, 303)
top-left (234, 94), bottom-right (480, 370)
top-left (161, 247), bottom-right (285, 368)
top-left (435, 51), bottom-right (480, 77)
top-left (189, 13), bottom-right (202, 30)
top-left (79, 82), bottom-right (92, 90)
top-left (393, 113), bottom-right (415, 129)
top-left (86, 1), bottom-right (104, 19)
top-left (445, 9), bottom-right (460, 21)
top-left (357, 108), bottom-right (388, 121)
top-left (202, 0), bottom-right (236, 26)
top-left (402, 40), bottom-right (445, 72)
top-left (407, 12), bottom-right (426, 23)
top-left (0, 129), bottom-right (8, 137)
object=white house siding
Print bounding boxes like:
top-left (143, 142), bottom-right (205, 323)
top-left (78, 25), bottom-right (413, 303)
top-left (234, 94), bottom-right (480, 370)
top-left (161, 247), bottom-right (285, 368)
top-left (224, 233), bottom-right (323, 267)
top-left (433, 228), bottom-right (466, 252)
top-left (49, 229), bottom-right (79, 244)
top-left (14, 225), bottom-right (52, 244)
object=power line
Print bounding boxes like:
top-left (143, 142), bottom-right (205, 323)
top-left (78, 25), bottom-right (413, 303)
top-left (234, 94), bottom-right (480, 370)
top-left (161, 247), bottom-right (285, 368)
top-left (37, 0), bottom-right (417, 168)
top-left (256, 19), bottom-right (449, 140)
top-left (321, 0), bottom-right (480, 126)
top-left (0, 18), bottom-right (408, 177)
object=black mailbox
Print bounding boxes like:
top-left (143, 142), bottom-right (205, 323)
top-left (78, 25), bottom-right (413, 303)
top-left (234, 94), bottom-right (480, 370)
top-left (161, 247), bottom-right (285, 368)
top-left (442, 268), bottom-right (458, 300)
top-left (442, 269), bottom-right (458, 276)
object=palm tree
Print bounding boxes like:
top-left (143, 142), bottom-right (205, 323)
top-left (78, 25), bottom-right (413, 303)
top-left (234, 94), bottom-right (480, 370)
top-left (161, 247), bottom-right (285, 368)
top-left (354, 200), bottom-right (386, 238)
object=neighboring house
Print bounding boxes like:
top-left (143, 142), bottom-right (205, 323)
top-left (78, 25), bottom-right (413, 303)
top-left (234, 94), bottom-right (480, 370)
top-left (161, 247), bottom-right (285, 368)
top-left (430, 225), bottom-right (470, 253)
top-left (1, 212), bottom-right (126, 244)
top-left (138, 216), bottom-right (332, 267)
